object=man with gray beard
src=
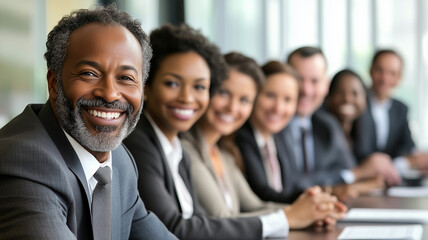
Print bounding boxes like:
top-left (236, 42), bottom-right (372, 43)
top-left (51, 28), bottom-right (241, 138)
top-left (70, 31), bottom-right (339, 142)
top-left (0, 5), bottom-right (176, 240)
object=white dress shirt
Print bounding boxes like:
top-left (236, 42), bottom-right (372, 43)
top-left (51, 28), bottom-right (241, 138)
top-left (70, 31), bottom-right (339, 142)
top-left (63, 130), bottom-right (112, 205)
top-left (146, 113), bottom-right (194, 219)
top-left (369, 93), bottom-right (392, 150)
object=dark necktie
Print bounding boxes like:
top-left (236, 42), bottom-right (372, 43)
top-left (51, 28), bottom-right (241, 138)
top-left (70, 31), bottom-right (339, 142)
top-left (300, 127), bottom-right (310, 174)
top-left (92, 166), bottom-right (112, 240)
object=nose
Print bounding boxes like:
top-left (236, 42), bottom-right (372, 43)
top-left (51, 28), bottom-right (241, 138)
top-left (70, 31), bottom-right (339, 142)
top-left (93, 75), bottom-right (121, 103)
top-left (300, 79), bottom-right (312, 97)
top-left (343, 93), bottom-right (353, 103)
top-left (274, 99), bottom-right (284, 113)
top-left (226, 97), bottom-right (240, 114)
top-left (177, 85), bottom-right (194, 103)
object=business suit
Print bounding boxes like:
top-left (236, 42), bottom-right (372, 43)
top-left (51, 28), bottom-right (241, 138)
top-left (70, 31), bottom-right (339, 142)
top-left (123, 114), bottom-right (263, 240)
top-left (180, 126), bottom-right (281, 218)
top-left (235, 121), bottom-right (303, 204)
top-left (0, 103), bottom-right (175, 239)
top-left (353, 98), bottom-right (415, 163)
top-left (284, 109), bottom-right (356, 189)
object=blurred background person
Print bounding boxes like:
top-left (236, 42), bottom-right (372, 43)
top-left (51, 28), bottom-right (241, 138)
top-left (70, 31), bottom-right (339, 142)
top-left (235, 61), bottom-right (303, 203)
top-left (180, 52), bottom-right (346, 235)
top-left (353, 49), bottom-right (428, 180)
top-left (285, 46), bottom-right (385, 202)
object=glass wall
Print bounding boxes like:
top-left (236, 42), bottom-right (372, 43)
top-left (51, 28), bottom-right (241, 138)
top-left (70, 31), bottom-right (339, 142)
top-left (1, 0), bottom-right (427, 149)
top-left (0, 0), bottom-right (46, 127)
top-left (185, 0), bottom-right (428, 149)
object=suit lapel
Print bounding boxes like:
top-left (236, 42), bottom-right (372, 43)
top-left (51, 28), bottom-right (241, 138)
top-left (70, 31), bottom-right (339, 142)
top-left (385, 100), bottom-right (398, 152)
top-left (38, 102), bottom-right (91, 205)
top-left (366, 101), bottom-right (378, 151)
top-left (139, 115), bottom-right (181, 208)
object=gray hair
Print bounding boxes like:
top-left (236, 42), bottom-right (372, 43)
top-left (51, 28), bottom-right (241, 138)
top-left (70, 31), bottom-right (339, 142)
top-left (44, 4), bottom-right (152, 83)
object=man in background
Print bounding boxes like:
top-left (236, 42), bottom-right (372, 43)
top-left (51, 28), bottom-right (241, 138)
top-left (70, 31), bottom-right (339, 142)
top-left (353, 49), bottom-right (428, 178)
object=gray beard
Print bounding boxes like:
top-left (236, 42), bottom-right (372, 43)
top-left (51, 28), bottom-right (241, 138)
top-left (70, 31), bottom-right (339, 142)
top-left (55, 78), bottom-right (142, 152)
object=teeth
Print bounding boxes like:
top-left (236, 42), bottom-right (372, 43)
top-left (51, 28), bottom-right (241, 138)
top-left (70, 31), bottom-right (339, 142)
top-left (172, 108), bottom-right (194, 116)
top-left (338, 104), bottom-right (356, 115)
top-left (88, 109), bottom-right (121, 120)
top-left (266, 115), bottom-right (281, 121)
top-left (219, 114), bottom-right (234, 123)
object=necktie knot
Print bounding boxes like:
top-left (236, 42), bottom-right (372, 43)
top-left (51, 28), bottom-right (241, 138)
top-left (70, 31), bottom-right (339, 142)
top-left (94, 167), bottom-right (111, 185)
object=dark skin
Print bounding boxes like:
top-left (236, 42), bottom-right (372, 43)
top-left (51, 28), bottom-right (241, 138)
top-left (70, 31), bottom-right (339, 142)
top-left (47, 23), bottom-right (143, 163)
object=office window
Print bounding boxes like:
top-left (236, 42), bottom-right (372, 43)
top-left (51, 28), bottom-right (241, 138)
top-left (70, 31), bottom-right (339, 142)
top-left (0, 0), bottom-right (46, 127)
top-left (125, 0), bottom-right (159, 34)
top-left (286, 0), bottom-right (319, 52)
top-left (321, 0), bottom-right (347, 77)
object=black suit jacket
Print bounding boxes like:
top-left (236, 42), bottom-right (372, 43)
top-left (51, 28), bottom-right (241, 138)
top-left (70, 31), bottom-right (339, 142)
top-left (0, 103), bottom-right (176, 239)
top-left (123, 114), bottom-right (263, 240)
top-left (283, 110), bottom-right (356, 189)
top-left (353, 98), bottom-right (415, 163)
top-left (235, 121), bottom-right (302, 203)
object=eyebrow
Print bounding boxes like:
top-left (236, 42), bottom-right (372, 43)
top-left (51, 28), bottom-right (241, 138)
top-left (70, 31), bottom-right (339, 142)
top-left (76, 60), bottom-right (139, 74)
top-left (162, 72), bottom-right (209, 82)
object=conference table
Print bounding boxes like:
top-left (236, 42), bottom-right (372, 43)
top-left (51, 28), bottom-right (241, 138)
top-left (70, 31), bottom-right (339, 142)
top-left (288, 189), bottom-right (428, 240)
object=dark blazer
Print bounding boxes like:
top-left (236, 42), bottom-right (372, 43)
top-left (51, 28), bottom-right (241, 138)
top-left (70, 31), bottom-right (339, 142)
top-left (283, 110), bottom-right (356, 189)
top-left (235, 121), bottom-right (302, 203)
top-left (0, 103), bottom-right (176, 240)
top-left (353, 98), bottom-right (415, 163)
top-left (123, 114), bottom-right (263, 240)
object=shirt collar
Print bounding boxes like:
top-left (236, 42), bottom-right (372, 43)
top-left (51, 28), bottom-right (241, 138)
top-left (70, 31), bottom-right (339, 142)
top-left (369, 90), bottom-right (392, 109)
top-left (292, 115), bottom-right (312, 130)
top-left (253, 127), bottom-right (268, 149)
top-left (145, 112), bottom-right (183, 169)
top-left (63, 130), bottom-right (112, 183)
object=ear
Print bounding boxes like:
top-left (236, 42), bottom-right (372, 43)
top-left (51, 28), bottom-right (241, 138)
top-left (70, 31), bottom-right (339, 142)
top-left (47, 70), bottom-right (58, 104)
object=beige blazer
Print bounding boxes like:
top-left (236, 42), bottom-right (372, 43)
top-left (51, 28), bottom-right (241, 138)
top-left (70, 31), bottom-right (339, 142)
top-left (180, 126), bottom-right (283, 218)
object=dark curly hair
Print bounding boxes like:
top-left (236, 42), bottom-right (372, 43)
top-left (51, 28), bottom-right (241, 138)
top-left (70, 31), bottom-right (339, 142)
top-left (148, 23), bottom-right (227, 96)
top-left (44, 4), bottom-right (152, 82)
top-left (223, 52), bottom-right (265, 92)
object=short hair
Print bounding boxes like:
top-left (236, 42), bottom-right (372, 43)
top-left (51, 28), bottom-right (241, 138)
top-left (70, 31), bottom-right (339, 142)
top-left (44, 4), bottom-right (151, 83)
top-left (261, 60), bottom-right (301, 82)
top-left (148, 23), bottom-right (227, 96)
top-left (286, 46), bottom-right (327, 69)
top-left (327, 69), bottom-right (367, 98)
top-left (371, 49), bottom-right (403, 67)
top-left (223, 52), bottom-right (265, 92)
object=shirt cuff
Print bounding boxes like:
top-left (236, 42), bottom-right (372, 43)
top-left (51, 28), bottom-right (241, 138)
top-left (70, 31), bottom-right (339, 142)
top-left (393, 156), bottom-right (421, 178)
top-left (340, 169), bottom-right (356, 184)
top-left (259, 209), bottom-right (289, 238)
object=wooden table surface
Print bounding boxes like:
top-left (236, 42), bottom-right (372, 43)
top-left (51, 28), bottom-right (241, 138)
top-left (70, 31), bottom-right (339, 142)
top-left (286, 194), bottom-right (428, 240)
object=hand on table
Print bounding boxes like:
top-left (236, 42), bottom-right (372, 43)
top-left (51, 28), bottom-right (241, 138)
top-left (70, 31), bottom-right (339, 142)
top-left (284, 186), bottom-right (347, 230)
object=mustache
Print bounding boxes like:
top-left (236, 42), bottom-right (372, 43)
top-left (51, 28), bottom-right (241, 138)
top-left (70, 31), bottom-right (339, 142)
top-left (76, 98), bottom-right (134, 116)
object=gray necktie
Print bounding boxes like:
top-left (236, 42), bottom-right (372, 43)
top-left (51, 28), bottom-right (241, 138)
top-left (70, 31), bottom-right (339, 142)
top-left (92, 166), bottom-right (112, 240)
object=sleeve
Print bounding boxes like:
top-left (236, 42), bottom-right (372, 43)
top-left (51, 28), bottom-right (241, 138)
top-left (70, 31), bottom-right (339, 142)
top-left (224, 152), bottom-right (279, 216)
top-left (0, 176), bottom-right (76, 240)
